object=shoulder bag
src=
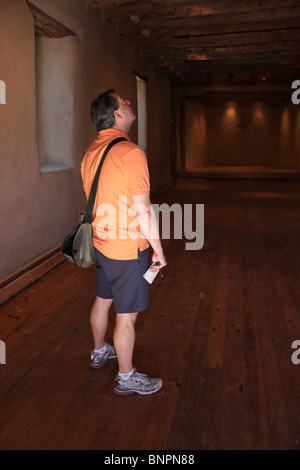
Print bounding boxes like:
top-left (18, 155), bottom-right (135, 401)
top-left (61, 137), bottom-right (127, 268)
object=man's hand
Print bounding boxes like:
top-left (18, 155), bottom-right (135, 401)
top-left (150, 250), bottom-right (167, 272)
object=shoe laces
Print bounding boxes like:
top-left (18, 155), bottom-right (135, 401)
top-left (106, 344), bottom-right (115, 354)
top-left (131, 370), bottom-right (150, 384)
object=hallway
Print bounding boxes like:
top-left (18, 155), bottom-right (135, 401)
top-left (0, 178), bottom-right (300, 450)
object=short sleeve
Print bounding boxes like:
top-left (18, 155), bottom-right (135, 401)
top-left (121, 148), bottom-right (150, 196)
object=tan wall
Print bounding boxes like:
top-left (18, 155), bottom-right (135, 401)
top-left (205, 100), bottom-right (281, 167)
top-left (0, 0), bottom-right (171, 280)
top-left (278, 101), bottom-right (300, 168)
top-left (180, 96), bottom-right (300, 170)
top-left (185, 100), bottom-right (208, 169)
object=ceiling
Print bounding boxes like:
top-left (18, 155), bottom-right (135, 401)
top-left (85, 0), bottom-right (300, 89)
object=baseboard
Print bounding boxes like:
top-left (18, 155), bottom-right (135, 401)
top-left (0, 246), bottom-right (65, 305)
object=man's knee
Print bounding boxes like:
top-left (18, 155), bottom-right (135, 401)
top-left (96, 296), bottom-right (113, 307)
top-left (116, 312), bottom-right (139, 324)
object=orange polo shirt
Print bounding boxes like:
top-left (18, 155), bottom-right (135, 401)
top-left (81, 128), bottom-right (150, 260)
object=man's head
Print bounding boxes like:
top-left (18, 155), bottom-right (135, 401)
top-left (90, 89), bottom-right (136, 134)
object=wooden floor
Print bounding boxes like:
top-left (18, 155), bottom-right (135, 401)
top-left (1, 178), bottom-right (300, 450)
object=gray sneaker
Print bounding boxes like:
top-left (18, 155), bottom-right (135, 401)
top-left (114, 368), bottom-right (163, 396)
top-left (90, 343), bottom-right (117, 369)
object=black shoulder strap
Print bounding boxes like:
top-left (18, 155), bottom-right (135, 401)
top-left (83, 137), bottom-right (127, 222)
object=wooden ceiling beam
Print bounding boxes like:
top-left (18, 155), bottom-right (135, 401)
top-left (173, 63), bottom-right (300, 75)
top-left (86, 0), bottom-right (136, 11)
top-left (141, 29), bottom-right (300, 53)
top-left (87, 0), bottom-right (300, 85)
top-left (143, 44), bottom-right (300, 64)
top-left (135, 18), bottom-right (300, 49)
top-left (119, 7), bottom-right (300, 38)
top-left (169, 69), bottom-right (300, 88)
top-left (160, 69), bottom-right (299, 85)
top-left (93, 0), bottom-right (300, 17)
top-left (103, 3), bottom-right (153, 22)
top-left (186, 92), bottom-right (290, 101)
top-left (153, 51), bottom-right (300, 70)
top-left (167, 18), bottom-right (300, 39)
top-left (142, 0), bottom-right (300, 21)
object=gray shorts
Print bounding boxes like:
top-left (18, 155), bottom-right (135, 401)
top-left (95, 248), bottom-right (150, 313)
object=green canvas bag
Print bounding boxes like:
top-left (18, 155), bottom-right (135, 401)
top-left (61, 137), bottom-right (127, 268)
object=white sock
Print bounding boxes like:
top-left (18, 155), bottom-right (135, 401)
top-left (93, 344), bottom-right (107, 355)
top-left (118, 368), bottom-right (135, 381)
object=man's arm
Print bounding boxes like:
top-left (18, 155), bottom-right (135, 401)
top-left (131, 194), bottom-right (167, 271)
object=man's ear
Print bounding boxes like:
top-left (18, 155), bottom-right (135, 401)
top-left (114, 109), bottom-right (123, 119)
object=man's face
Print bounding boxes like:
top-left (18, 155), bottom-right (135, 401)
top-left (114, 93), bottom-right (136, 128)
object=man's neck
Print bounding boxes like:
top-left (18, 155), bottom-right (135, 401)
top-left (112, 124), bottom-right (130, 135)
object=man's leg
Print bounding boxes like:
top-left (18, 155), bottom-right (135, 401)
top-left (90, 296), bottom-right (113, 350)
top-left (113, 312), bottom-right (138, 373)
top-left (113, 311), bottom-right (163, 396)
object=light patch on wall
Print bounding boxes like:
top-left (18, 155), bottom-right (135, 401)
top-left (279, 103), bottom-right (300, 159)
top-left (279, 106), bottom-right (293, 155)
top-left (280, 106), bottom-right (291, 137)
top-left (191, 112), bottom-right (200, 133)
top-left (252, 102), bottom-right (266, 125)
top-left (296, 105), bottom-right (300, 131)
top-left (224, 102), bottom-right (238, 121)
top-left (0, 80), bottom-right (6, 104)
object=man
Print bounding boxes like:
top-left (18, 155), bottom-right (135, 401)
top-left (81, 89), bottom-right (167, 396)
